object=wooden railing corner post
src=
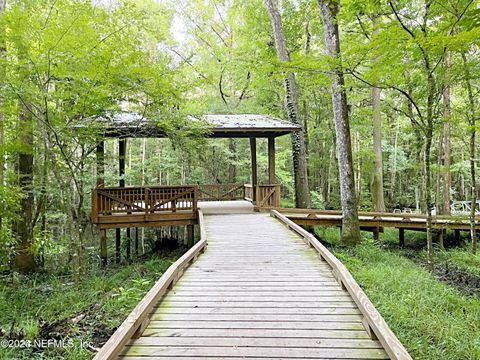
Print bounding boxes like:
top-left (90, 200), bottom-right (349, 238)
top-left (193, 185), bottom-right (199, 213)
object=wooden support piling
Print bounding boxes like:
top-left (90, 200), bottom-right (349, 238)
top-left (187, 224), bottom-right (194, 247)
top-left (118, 138), bottom-right (126, 263)
top-left (100, 229), bottom-right (107, 266)
top-left (135, 228), bottom-right (139, 257)
top-left (455, 229), bottom-right (460, 243)
top-left (399, 228), bottom-right (405, 247)
top-left (126, 228), bottom-right (131, 261)
top-left (268, 136), bottom-right (275, 184)
top-left (96, 139), bottom-right (106, 265)
top-left (250, 138), bottom-right (257, 203)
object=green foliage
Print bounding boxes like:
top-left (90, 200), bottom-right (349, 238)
top-left (333, 244), bottom-right (480, 359)
top-left (0, 249), bottom-right (183, 359)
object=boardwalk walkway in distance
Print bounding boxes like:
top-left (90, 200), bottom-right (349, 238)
top-left (118, 201), bottom-right (408, 360)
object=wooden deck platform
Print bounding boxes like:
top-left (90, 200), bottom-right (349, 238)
top-left (94, 206), bottom-right (410, 360)
top-left (277, 208), bottom-right (480, 231)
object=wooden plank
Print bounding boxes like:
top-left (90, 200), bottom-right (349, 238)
top-left (128, 336), bottom-right (383, 349)
top-left (140, 327), bottom-right (371, 339)
top-left (174, 285), bottom-right (344, 290)
top-left (153, 306), bottom-right (362, 315)
top-left (271, 210), bottom-right (412, 360)
top-left (168, 291), bottom-right (348, 297)
top-left (162, 295), bottom-right (353, 302)
top-left (121, 345), bottom-right (388, 359)
top-left (155, 300), bottom-right (358, 308)
top-left (92, 209), bottom-right (208, 360)
top-left (149, 313), bottom-right (363, 322)
top-left (121, 357), bottom-right (374, 360)
top-left (145, 320), bottom-right (364, 330)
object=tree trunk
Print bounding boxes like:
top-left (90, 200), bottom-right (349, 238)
top-left (390, 117), bottom-right (399, 205)
top-left (13, 103), bottom-right (36, 273)
top-left (461, 52), bottom-right (477, 254)
top-left (425, 69), bottom-right (436, 269)
top-left (372, 87), bottom-right (385, 212)
top-left (317, 0), bottom-right (360, 245)
top-left (264, 0), bottom-right (310, 208)
top-left (441, 53), bottom-right (452, 215)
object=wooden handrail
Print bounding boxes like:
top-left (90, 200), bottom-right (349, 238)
top-left (198, 184), bottom-right (244, 201)
top-left (277, 208), bottom-right (480, 221)
top-left (92, 185), bottom-right (198, 222)
top-left (271, 210), bottom-right (412, 360)
top-left (254, 184), bottom-right (281, 208)
top-left (93, 209), bottom-right (208, 360)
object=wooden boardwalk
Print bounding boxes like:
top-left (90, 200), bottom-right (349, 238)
top-left (114, 209), bottom-right (407, 359)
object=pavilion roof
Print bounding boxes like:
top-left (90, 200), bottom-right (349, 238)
top-left (90, 112), bottom-right (299, 138)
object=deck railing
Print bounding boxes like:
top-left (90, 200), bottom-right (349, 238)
top-left (244, 184), bottom-right (281, 208)
top-left (91, 185), bottom-right (198, 227)
top-left (198, 184), bottom-right (245, 201)
top-left (255, 184), bottom-right (281, 208)
top-left (91, 183), bottom-right (282, 228)
top-left (244, 184), bottom-right (254, 202)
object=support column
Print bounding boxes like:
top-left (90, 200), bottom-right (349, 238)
top-left (96, 140), bottom-right (107, 266)
top-left (399, 228), bottom-right (405, 247)
top-left (250, 138), bottom-right (257, 203)
top-left (268, 136), bottom-right (276, 184)
top-left (134, 228), bottom-right (139, 257)
top-left (96, 140), bottom-right (105, 187)
top-left (454, 229), bottom-right (460, 243)
top-left (187, 225), bottom-right (195, 247)
top-left (126, 228), bottom-right (131, 262)
top-left (116, 138), bottom-right (126, 264)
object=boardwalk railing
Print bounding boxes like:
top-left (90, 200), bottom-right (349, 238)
top-left (271, 210), bottom-right (412, 360)
top-left (244, 184), bottom-right (254, 202)
top-left (277, 208), bottom-right (480, 231)
top-left (256, 184), bottom-right (281, 208)
top-left (198, 184), bottom-right (245, 201)
top-left (244, 184), bottom-right (281, 208)
top-left (93, 209), bottom-right (208, 360)
top-left (91, 185), bottom-right (198, 229)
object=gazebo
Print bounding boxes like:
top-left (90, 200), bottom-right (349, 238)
top-left (90, 113), bottom-right (300, 264)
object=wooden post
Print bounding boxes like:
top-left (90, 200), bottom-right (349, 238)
top-left (250, 138), bottom-right (257, 203)
top-left (126, 228), bottom-right (131, 262)
top-left (96, 140), bottom-right (107, 266)
top-left (134, 228), bottom-right (139, 257)
top-left (373, 228), bottom-right (379, 241)
top-left (116, 138), bottom-right (126, 264)
top-left (96, 140), bottom-right (105, 187)
top-left (268, 136), bottom-right (275, 184)
top-left (187, 225), bottom-right (194, 247)
top-left (100, 230), bottom-right (107, 266)
top-left (454, 229), bottom-right (460, 243)
top-left (399, 228), bottom-right (405, 247)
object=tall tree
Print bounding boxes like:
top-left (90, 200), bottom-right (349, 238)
top-left (372, 86), bottom-right (385, 212)
top-left (13, 102), bottom-right (36, 272)
top-left (440, 53), bottom-right (452, 215)
top-left (263, 0), bottom-right (311, 208)
top-left (461, 52), bottom-right (477, 254)
top-left (317, 0), bottom-right (360, 245)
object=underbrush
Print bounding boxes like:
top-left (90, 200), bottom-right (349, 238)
top-left (0, 248), bottom-right (185, 360)
top-left (315, 227), bottom-right (480, 360)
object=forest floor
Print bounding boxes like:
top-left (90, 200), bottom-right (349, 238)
top-left (316, 227), bottom-right (480, 360)
top-left (0, 247), bottom-right (186, 360)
